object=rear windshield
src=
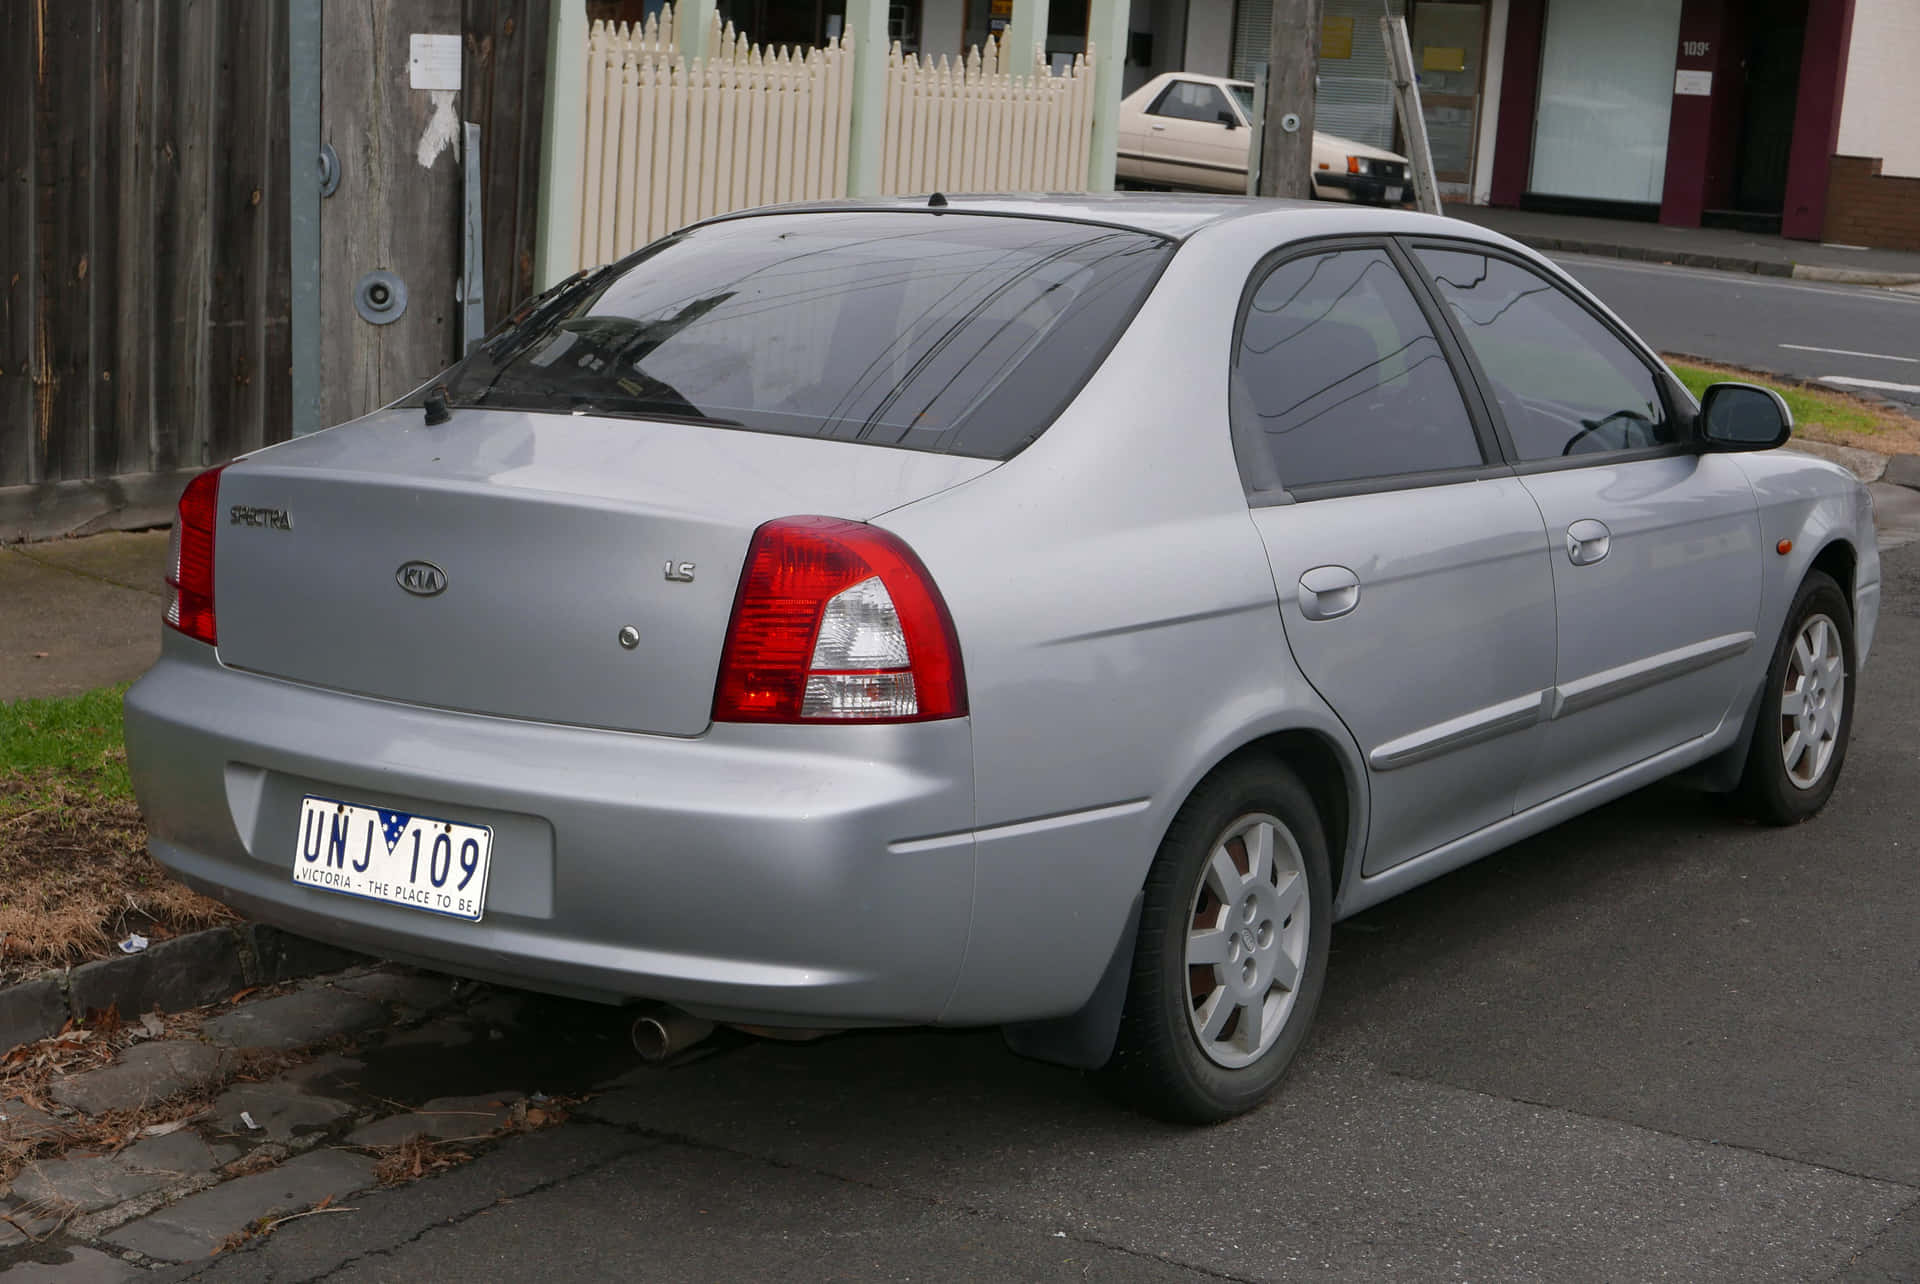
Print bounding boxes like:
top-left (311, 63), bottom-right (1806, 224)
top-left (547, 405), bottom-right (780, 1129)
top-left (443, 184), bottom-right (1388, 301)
top-left (438, 212), bottom-right (1173, 460)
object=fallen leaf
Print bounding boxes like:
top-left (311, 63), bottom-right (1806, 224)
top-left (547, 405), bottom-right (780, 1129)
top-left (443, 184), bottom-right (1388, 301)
top-left (227, 987), bottom-right (259, 1005)
top-left (32, 652), bottom-right (48, 660)
top-left (139, 1013), bottom-right (165, 1038)
top-left (140, 1119), bottom-right (189, 1138)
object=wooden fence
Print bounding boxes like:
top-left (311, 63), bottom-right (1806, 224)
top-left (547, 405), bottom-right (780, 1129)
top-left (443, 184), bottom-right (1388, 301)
top-left (571, 8), bottom-right (1096, 272)
top-left (0, 0), bottom-right (551, 542)
top-left (878, 38), bottom-right (1094, 198)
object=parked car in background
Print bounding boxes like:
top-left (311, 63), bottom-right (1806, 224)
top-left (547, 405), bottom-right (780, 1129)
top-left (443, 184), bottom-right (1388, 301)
top-left (1117, 72), bottom-right (1412, 202)
top-left (127, 196), bottom-right (1875, 1125)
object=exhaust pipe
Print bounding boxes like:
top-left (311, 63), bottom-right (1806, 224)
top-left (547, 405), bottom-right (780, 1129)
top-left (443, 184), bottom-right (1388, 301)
top-left (631, 1007), bottom-right (716, 1061)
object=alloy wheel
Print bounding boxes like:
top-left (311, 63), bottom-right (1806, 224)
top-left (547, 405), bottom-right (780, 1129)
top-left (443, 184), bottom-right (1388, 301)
top-left (1781, 612), bottom-right (1846, 790)
top-left (1184, 812), bottom-right (1310, 1069)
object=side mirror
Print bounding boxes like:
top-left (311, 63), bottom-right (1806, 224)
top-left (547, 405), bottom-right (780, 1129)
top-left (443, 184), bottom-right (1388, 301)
top-left (1699, 382), bottom-right (1791, 451)
top-left (1217, 109), bottom-right (1240, 130)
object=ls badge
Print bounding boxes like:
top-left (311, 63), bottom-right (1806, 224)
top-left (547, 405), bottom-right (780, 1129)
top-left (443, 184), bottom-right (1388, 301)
top-left (664, 561), bottom-right (696, 583)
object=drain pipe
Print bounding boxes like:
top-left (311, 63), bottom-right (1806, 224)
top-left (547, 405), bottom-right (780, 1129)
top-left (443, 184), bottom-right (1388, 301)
top-left (631, 1007), bottom-right (716, 1061)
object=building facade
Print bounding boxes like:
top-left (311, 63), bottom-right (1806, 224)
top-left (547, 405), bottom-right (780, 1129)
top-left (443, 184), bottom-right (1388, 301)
top-left (671, 0), bottom-right (1917, 248)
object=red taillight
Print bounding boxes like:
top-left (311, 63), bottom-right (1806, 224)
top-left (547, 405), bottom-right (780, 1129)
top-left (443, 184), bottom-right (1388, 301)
top-left (165, 465), bottom-right (226, 645)
top-left (712, 516), bottom-right (966, 724)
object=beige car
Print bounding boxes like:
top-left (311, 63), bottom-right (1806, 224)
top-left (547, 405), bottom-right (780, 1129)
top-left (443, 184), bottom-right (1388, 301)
top-left (1116, 72), bottom-right (1412, 203)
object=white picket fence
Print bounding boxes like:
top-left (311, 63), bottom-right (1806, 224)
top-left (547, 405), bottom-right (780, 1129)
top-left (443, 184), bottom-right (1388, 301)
top-left (879, 38), bottom-right (1094, 197)
top-left (571, 7), bottom-right (1097, 272)
top-left (576, 12), bottom-right (853, 268)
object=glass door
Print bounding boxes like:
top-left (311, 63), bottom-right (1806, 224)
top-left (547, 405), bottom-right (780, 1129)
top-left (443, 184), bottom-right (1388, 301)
top-left (1410, 2), bottom-right (1484, 189)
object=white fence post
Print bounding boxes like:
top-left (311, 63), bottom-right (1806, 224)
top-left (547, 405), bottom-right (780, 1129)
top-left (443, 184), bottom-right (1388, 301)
top-left (534, 0), bottom-right (588, 288)
top-left (846, 0), bottom-right (889, 194)
top-left (1005, 0), bottom-right (1049, 85)
top-left (677, 0), bottom-right (716, 61)
top-left (1085, 0), bottom-right (1126, 191)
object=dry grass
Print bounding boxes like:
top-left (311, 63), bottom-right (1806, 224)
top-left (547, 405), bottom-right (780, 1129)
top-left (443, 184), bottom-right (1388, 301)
top-left (373, 1133), bottom-right (476, 1186)
top-left (0, 1004), bottom-right (303, 1189)
top-left (0, 773), bottom-right (235, 974)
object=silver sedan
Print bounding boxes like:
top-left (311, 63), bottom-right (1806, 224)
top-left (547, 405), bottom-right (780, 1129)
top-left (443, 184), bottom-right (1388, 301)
top-left (125, 196), bottom-right (1878, 1122)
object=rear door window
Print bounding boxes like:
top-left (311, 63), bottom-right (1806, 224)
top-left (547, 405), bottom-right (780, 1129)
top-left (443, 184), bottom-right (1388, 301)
top-left (1233, 246), bottom-right (1485, 491)
top-left (442, 212), bottom-right (1172, 460)
top-left (1150, 80), bottom-right (1234, 124)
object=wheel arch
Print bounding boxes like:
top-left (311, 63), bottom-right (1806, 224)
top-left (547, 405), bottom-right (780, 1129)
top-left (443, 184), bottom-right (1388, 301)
top-left (1809, 537), bottom-right (1857, 603)
top-left (1001, 716), bottom-right (1368, 1072)
top-left (1201, 727), bottom-right (1363, 910)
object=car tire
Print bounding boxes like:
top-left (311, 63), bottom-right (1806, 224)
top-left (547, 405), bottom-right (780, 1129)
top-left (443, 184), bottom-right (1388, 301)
top-left (1737, 570), bottom-right (1855, 825)
top-left (1101, 757), bottom-right (1332, 1124)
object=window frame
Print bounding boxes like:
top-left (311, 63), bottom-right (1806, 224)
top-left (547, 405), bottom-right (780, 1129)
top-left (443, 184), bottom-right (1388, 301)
top-left (1397, 237), bottom-right (1701, 475)
top-left (1228, 235), bottom-right (1512, 506)
top-left (1147, 79), bottom-right (1234, 126)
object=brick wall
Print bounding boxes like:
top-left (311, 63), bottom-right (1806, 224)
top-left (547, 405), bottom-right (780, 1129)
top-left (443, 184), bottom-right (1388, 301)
top-left (1823, 155), bottom-right (1920, 251)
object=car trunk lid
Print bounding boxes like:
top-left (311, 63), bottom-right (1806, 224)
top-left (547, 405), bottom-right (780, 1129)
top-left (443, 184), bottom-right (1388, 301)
top-left (213, 407), bottom-right (995, 737)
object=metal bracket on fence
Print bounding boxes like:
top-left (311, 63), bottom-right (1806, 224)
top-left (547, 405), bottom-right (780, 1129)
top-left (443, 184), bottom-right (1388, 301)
top-left (354, 270), bottom-right (409, 325)
top-left (459, 121), bottom-right (485, 353)
top-left (318, 143), bottom-right (341, 198)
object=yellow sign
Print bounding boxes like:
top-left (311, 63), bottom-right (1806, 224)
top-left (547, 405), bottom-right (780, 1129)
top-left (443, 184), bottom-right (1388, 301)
top-left (990, 0), bottom-right (1011, 16)
top-left (1422, 45), bottom-right (1467, 72)
top-left (1321, 16), bottom-right (1354, 60)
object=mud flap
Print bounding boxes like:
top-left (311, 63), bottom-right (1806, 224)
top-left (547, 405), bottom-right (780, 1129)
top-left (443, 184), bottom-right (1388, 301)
top-left (1000, 891), bottom-right (1142, 1071)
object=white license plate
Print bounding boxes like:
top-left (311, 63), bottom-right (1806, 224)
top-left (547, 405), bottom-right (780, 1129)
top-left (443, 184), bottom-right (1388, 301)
top-left (1385, 185), bottom-right (1404, 202)
top-left (293, 795), bottom-right (493, 922)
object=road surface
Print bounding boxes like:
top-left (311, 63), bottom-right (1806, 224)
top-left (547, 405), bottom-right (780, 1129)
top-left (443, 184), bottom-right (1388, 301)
top-left (1555, 254), bottom-right (1920, 412)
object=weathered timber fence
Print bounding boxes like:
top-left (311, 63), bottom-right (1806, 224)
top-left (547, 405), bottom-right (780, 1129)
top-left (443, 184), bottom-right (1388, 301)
top-left (567, 7), bottom-right (1096, 273)
top-left (878, 38), bottom-right (1093, 198)
top-left (577, 12), bottom-right (854, 268)
top-left (0, 0), bottom-right (551, 542)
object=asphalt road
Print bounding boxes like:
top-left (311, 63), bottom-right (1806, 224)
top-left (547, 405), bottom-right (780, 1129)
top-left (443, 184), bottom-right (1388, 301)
top-left (151, 544), bottom-right (1920, 1283)
top-left (1551, 254), bottom-right (1920, 411)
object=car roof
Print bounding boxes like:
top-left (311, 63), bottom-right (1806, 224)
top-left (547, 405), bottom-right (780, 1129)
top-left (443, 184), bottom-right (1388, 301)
top-left (697, 193), bottom-right (1508, 245)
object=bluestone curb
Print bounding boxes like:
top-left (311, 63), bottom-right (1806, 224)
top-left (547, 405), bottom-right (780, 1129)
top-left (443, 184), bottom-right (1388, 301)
top-left (0, 924), bottom-right (367, 1052)
top-left (1883, 453), bottom-right (1920, 492)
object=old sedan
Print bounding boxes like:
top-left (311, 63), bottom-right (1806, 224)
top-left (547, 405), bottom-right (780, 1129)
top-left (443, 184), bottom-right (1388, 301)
top-left (1116, 72), bottom-right (1412, 203)
top-left (126, 196), bottom-right (1877, 1122)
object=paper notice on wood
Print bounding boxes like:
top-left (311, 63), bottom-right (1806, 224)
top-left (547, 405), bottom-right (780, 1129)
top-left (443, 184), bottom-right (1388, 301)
top-left (1321, 16), bottom-right (1354, 60)
top-left (409, 33), bottom-right (462, 91)
top-left (1674, 69), bottom-right (1712, 96)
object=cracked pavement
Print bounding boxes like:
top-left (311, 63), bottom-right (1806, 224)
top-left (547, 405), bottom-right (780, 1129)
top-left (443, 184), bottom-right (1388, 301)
top-left (6, 546), bottom-right (1919, 1280)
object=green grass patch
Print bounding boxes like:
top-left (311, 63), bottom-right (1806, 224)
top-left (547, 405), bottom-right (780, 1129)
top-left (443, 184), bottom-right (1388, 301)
top-left (0, 684), bottom-right (134, 813)
top-left (1665, 361), bottom-right (1885, 438)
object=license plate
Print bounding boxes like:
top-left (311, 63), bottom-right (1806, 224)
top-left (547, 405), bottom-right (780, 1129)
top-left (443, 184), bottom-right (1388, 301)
top-left (1386, 185), bottom-right (1404, 202)
top-left (293, 795), bottom-right (492, 922)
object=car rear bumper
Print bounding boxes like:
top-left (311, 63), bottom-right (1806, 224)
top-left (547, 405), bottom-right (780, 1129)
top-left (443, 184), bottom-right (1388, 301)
top-left (124, 633), bottom-right (980, 1026)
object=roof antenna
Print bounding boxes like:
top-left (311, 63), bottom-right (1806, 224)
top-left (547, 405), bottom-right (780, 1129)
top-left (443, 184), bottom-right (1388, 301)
top-left (928, 191), bottom-right (948, 209)
top-left (423, 383), bottom-right (452, 426)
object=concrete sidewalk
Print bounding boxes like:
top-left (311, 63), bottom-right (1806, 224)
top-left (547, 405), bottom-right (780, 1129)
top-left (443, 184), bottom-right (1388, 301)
top-left (1447, 204), bottom-right (1920, 286)
top-left (0, 532), bottom-right (169, 703)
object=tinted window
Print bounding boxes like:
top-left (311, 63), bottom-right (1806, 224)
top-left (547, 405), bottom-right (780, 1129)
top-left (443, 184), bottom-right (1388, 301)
top-left (439, 213), bottom-right (1171, 460)
top-left (1150, 80), bottom-right (1233, 124)
top-left (1415, 248), bottom-right (1675, 460)
top-left (1234, 248), bottom-right (1483, 490)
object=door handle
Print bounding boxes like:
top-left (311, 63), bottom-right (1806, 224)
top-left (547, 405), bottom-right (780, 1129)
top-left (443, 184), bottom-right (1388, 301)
top-left (1150, 123), bottom-right (1166, 131)
top-left (1298, 565), bottom-right (1360, 621)
top-left (1567, 519), bottom-right (1611, 566)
